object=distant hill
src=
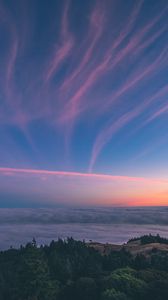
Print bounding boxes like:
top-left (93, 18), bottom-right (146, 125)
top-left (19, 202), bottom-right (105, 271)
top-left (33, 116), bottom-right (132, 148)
top-left (128, 234), bottom-right (168, 245)
top-left (88, 234), bottom-right (168, 256)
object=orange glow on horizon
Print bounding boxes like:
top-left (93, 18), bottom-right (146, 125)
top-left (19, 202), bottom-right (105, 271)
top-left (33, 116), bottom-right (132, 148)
top-left (0, 167), bottom-right (168, 206)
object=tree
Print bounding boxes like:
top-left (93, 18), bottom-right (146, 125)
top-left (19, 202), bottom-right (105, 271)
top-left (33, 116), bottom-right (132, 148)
top-left (74, 277), bottom-right (98, 300)
top-left (102, 288), bottom-right (129, 300)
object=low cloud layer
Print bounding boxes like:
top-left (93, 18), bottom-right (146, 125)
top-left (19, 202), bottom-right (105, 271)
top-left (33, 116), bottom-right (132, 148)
top-left (0, 207), bottom-right (168, 225)
top-left (0, 207), bottom-right (168, 249)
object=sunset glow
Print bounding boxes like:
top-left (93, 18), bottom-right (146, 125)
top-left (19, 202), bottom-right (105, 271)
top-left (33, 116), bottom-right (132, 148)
top-left (0, 167), bottom-right (168, 206)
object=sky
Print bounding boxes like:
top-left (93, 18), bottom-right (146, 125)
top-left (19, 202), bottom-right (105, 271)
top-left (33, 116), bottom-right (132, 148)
top-left (0, 0), bottom-right (168, 207)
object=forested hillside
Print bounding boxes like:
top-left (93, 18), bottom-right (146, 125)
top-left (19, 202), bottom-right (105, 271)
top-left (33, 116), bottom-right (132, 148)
top-left (0, 235), bottom-right (168, 300)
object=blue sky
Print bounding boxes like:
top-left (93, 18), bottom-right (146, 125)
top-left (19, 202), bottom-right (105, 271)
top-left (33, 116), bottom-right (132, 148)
top-left (0, 0), bottom-right (168, 206)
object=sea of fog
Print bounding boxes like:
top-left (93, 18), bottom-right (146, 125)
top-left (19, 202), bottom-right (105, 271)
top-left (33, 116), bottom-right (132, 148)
top-left (0, 207), bottom-right (168, 249)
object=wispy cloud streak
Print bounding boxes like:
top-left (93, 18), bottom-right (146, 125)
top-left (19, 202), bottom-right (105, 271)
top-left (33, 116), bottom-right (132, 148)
top-left (58, 1), bottom-right (145, 124)
top-left (45, 1), bottom-right (74, 83)
top-left (60, 1), bottom-right (108, 91)
top-left (0, 3), bottom-right (18, 105)
top-left (89, 110), bottom-right (140, 172)
top-left (89, 81), bottom-right (168, 171)
top-left (1, 167), bottom-right (168, 184)
top-left (58, 1), bottom-right (168, 135)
